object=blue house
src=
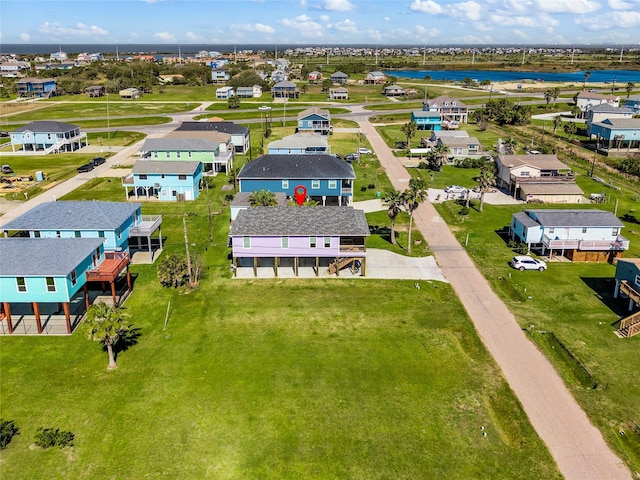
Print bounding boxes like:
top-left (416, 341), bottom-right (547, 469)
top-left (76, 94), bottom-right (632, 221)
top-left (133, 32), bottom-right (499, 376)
top-left (623, 94), bottom-right (640, 113)
top-left (268, 133), bottom-right (330, 155)
top-left (272, 80), bottom-right (300, 99)
top-left (238, 154), bottom-right (355, 206)
top-left (122, 161), bottom-right (202, 201)
top-left (0, 237), bottom-right (133, 335)
top-left (9, 120), bottom-right (88, 154)
top-left (17, 77), bottom-right (57, 98)
top-left (411, 111), bottom-right (442, 131)
top-left (589, 118), bottom-right (640, 155)
top-left (1, 201), bottom-right (162, 258)
top-left (510, 209), bottom-right (628, 262)
top-left (297, 107), bottom-right (331, 135)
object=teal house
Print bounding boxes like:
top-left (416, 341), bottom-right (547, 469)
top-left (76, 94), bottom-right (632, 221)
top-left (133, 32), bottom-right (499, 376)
top-left (122, 160), bottom-right (203, 201)
top-left (589, 118), bottom-right (640, 155)
top-left (411, 111), bottom-right (442, 131)
top-left (1, 201), bottom-right (162, 258)
top-left (0, 238), bottom-right (133, 335)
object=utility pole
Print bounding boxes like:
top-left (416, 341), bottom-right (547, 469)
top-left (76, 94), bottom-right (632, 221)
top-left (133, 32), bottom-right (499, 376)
top-left (206, 181), bottom-right (213, 245)
top-left (183, 216), bottom-right (193, 286)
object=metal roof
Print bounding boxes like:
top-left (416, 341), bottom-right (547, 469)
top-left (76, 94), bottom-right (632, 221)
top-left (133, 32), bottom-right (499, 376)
top-left (0, 237), bottom-right (104, 276)
top-left (229, 206), bottom-right (370, 236)
top-left (525, 209), bottom-right (624, 227)
top-left (239, 154), bottom-right (355, 180)
top-left (133, 160), bottom-right (200, 175)
top-left (2, 201), bottom-right (140, 231)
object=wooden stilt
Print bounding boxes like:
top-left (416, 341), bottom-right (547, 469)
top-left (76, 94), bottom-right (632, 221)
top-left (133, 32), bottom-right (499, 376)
top-left (336, 257), bottom-right (340, 276)
top-left (315, 257), bottom-right (319, 277)
top-left (84, 284), bottom-right (90, 310)
top-left (33, 302), bottom-right (42, 334)
top-left (274, 257), bottom-right (278, 277)
top-left (362, 257), bottom-right (367, 276)
top-left (63, 303), bottom-right (71, 333)
top-left (126, 266), bottom-right (132, 291)
top-left (3, 302), bottom-right (13, 334)
top-left (111, 281), bottom-right (117, 306)
top-left (253, 257), bottom-right (257, 277)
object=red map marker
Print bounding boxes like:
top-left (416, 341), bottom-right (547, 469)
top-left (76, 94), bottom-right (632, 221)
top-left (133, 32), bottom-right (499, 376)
top-left (294, 185), bottom-right (307, 206)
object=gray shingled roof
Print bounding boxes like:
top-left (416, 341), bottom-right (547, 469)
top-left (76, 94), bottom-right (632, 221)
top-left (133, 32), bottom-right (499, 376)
top-left (174, 121), bottom-right (249, 135)
top-left (0, 238), bottom-right (104, 276)
top-left (427, 95), bottom-right (468, 108)
top-left (12, 121), bottom-right (79, 133)
top-left (268, 133), bottom-right (329, 150)
top-left (513, 211), bottom-right (540, 228)
top-left (133, 160), bottom-right (200, 175)
top-left (526, 209), bottom-right (624, 227)
top-left (141, 137), bottom-right (220, 152)
top-left (412, 111), bottom-right (441, 118)
top-left (229, 207), bottom-right (370, 236)
top-left (589, 103), bottom-right (633, 114)
top-left (330, 71), bottom-right (348, 78)
top-left (2, 201), bottom-right (140, 231)
top-left (297, 107), bottom-right (330, 121)
top-left (439, 136), bottom-right (480, 147)
top-left (595, 118), bottom-right (640, 129)
top-left (239, 154), bottom-right (355, 180)
top-left (497, 154), bottom-right (569, 170)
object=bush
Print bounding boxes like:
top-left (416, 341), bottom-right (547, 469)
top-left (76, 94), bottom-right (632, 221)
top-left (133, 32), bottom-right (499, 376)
top-left (34, 428), bottom-right (74, 449)
top-left (459, 206), bottom-right (470, 216)
top-left (157, 254), bottom-right (190, 288)
top-left (417, 161), bottom-right (429, 169)
top-left (454, 157), bottom-right (485, 169)
top-left (0, 419), bottom-right (19, 449)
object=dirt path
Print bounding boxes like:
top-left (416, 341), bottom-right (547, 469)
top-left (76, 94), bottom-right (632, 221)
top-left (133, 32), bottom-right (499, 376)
top-left (357, 117), bottom-right (632, 480)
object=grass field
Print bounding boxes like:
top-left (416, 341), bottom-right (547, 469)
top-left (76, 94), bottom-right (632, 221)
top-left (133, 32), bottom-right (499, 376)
top-left (0, 175), bottom-right (561, 479)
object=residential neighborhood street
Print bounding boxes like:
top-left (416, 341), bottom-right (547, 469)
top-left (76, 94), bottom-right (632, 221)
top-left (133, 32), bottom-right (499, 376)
top-left (357, 114), bottom-right (632, 480)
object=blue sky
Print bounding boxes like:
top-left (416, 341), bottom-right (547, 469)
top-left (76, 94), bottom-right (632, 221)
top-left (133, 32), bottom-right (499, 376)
top-left (1, 0), bottom-right (639, 45)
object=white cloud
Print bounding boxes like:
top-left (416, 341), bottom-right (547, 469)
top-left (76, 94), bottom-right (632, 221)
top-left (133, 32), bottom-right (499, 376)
top-left (448, 1), bottom-right (483, 21)
top-left (323, 0), bottom-right (354, 11)
top-left (490, 13), bottom-right (558, 27)
top-left (38, 22), bottom-right (108, 37)
top-left (409, 0), bottom-right (443, 14)
top-left (612, 9), bottom-right (640, 27)
top-left (233, 23), bottom-right (276, 34)
top-left (575, 10), bottom-right (640, 30)
top-left (608, 0), bottom-right (635, 9)
top-left (333, 18), bottom-right (358, 33)
top-left (320, 14), bottom-right (330, 21)
top-left (512, 29), bottom-right (531, 40)
top-left (416, 25), bottom-right (441, 37)
top-left (383, 16), bottom-right (391, 22)
top-left (280, 14), bottom-right (323, 38)
top-left (185, 32), bottom-right (203, 42)
top-left (536, 0), bottom-right (601, 13)
top-left (153, 31), bottom-right (176, 42)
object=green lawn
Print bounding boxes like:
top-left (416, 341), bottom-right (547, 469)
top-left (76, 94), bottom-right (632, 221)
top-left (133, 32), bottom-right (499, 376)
top-left (0, 177), bottom-right (561, 479)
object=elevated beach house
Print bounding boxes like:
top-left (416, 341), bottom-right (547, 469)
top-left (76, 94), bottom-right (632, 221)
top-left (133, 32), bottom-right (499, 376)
top-left (297, 107), bottom-right (331, 135)
top-left (229, 206), bottom-right (370, 277)
top-left (10, 121), bottom-right (88, 154)
top-left (122, 160), bottom-right (203, 201)
top-left (139, 137), bottom-right (233, 175)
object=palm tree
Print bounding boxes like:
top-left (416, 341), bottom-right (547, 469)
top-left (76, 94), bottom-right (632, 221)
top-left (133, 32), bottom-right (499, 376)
top-left (583, 71), bottom-right (591, 90)
top-left (563, 122), bottom-right (577, 141)
top-left (227, 95), bottom-right (240, 109)
top-left (550, 87), bottom-right (560, 105)
top-left (543, 89), bottom-right (552, 105)
top-left (475, 162), bottom-right (497, 212)
top-left (400, 121), bottom-right (417, 149)
top-left (503, 136), bottom-right (517, 155)
top-left (401, 185), bottom-right (427, 254)
top-left (552, 115), bottom-right (563, 135)
top-left (249, 189), bottom-right (278, 206)
top-left (383, 189), bottom-right (403, 245)
top-left (626, 82), bottom-right (635, 98)
top-left (85, 302), bottom-right (131, 370)
top-left (433, 142), bottom-right (449, 171)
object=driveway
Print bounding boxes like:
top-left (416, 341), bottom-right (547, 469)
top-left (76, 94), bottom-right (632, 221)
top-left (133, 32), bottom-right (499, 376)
top-left (358, 116), bottom-right (632, 480)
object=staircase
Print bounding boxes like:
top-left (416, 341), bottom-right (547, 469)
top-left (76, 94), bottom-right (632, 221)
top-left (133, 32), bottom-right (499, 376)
top-left (616, 311), bottom-right (640, 338)
top-left (328, 257), bottom-right (359, 275)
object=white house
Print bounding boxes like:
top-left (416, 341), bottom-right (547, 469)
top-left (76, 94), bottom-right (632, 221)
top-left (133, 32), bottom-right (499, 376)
top-left (576, 91), bottom-right (620, 116)
top-left (216, 86), bottom-right (235, 99)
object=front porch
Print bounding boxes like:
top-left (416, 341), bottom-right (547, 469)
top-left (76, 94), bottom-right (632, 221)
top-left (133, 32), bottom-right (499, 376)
top-left (130, 215), bottom-right (163, 261)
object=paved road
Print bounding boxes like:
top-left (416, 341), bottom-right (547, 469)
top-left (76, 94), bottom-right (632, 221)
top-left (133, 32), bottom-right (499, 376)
top-left (357, 116), bottom-right (632, 480)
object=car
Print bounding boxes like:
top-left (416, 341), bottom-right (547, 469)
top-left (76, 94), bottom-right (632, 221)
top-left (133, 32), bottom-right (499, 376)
top-left (0, 131), bottom-right (9, 138)
top-left (344, 153), bottom-right (359, 162)
top-left (444, 185), bottom-right (467, 194)
top-left (258, 105), bottom-right (271, 111)
top-left (77, 163), bottom-right (94, 173)
top-left (357, 148), bottom-right (372, 155)
top-left (1, 165), bottom-right (13, 174)
top-left (472, 186), bottom-right (497, 193)
top-left (510, 255), bottom-right (547, 271)
top-left (91, 156), bottom-right (106, 166)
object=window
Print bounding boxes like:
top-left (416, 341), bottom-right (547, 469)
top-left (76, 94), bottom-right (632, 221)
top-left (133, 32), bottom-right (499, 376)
top-left (153, 152), bottom-right (159, 159)
top-left (281, 237), bottom-right (289, 249)
top-left (98, 231), bottom-right (105, 238)
top-left (16, 277), bottom-right (27, 292)
top-left (46, 277), bottom-right (56, 292)
top-left (582, 227), bottom-right (587, 234)
top-left (176, 151), bottom-right (181, 158)
top-left (165, 152), bottom-right (170, 159)
top-left (188, 152), bottom-right (192, 158)
top-left (613, 228), bottom-right (620, 236)
top-left (33, 231), bottom-right (41, 238)
top-left (74, 230), bottom-right (81, 238)
top-left (635, 275), bottom-right (640, 287)
top-left (70, 269), bottom-right (77, 286)
top-left (521, 171), bottom-right (530, 177)
top-left (116, 227), bottom-right (122, 239)
top-left (311, 180), bottom-right (320, 189)
top-left (139, 174), bottom-right (148, 180)
top-left (178, 175), bottom-right (187, 180)
top-left (56, 230), bottom-right (61, 238)
top-left (282, 180), bottom-right (289, 189)
top-left (328, 180), bottom-right (337, 189)
top-left (324, 237), bottom-right (331, 248)
top-left (243, 236), bottom-right (251, 248)
top-left (310, 237), bottom-right (317, 248)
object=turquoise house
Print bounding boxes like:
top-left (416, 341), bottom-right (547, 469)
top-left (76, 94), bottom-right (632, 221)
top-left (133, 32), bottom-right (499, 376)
top-left (122, 160), bottom-right (203, 201)
top-left (589, 118), bottom-right (640, 154)
top-left (0, 238), bottom-right (109, 334)
top-left (0, 201), bottom-right (160, 255)
top-left (9, 120), bottom-right (88, 154)
top-left (411, 111), bottom-right (442, 131)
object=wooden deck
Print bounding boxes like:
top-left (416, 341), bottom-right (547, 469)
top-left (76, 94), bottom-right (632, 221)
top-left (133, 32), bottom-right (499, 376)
top-left (86, 251), bottom-right (130, 282)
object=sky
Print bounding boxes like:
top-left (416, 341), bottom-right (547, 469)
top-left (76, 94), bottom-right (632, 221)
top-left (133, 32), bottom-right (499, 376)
top-left (1, 0), bottom-right (640, 46)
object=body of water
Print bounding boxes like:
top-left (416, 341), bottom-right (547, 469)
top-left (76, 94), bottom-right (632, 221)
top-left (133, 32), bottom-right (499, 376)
top-left (385, 69), bottom-right (640, 84)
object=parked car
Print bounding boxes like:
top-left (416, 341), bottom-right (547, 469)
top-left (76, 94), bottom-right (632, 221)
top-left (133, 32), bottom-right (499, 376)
top-left (472, 186), bottom-right (497, 193)
top-left (357, 148), bottom-right (372, 155)
top-left (510, 255), bottom-right (547, 271)
top-left (1, 165), bottom-right (14, 174)
top-left (344, 153), bottom-right (359, 162)
top-left (444, 185), bottom-right (467, 194)
top-left (91, 156), bottom-right (106, 166)
top-left (77, 163), bottom-right (94, 173)
top-left (0, 131), bottom-right (9, 137)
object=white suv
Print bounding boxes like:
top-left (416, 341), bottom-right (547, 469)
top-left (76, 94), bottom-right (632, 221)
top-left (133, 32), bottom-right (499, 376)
top-left (510, 255), bottom-right (547, 271)
top-left (357, 148), bottom-right (372, 155)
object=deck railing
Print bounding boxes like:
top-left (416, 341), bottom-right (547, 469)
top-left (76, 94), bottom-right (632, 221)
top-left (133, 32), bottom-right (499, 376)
top-left (86, 251), bottom-right (130, 281)
top-left (543, 235), bottom-right (629, 251)
top-left (130, 215), bottom-right (162, 236)
top-left (511, 174), bottom-right (576, 184)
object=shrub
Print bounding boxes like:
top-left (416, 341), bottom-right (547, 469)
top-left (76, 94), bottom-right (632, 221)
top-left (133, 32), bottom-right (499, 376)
top-left (157, 254), bottom-right (190, 288)
top-left (34, 428), bottom-right (74, 449)
top-left (459, 206), bottom-right (470, 216)
top-left (417, 161), bottom-right (429, 169)
top-left (0, 419), bottom-right (19, 450)
top-left (454, 157), bottom-right (485, 169)
top-left (224, 193), bottom-right (235, 203)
